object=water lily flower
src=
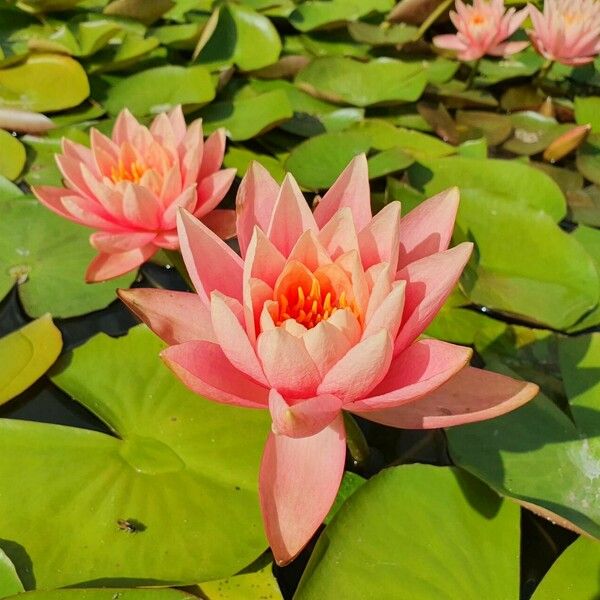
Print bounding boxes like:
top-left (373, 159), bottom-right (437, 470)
top-left (33, 106), bottom-right (236, 282)
top-left (433, 0), bottom-right (529, 61)
top-left (119, 155), bottom-right (538, 564)
top-left (528, 0), bottom-right (600, 66)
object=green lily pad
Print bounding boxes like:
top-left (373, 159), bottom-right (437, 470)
top-left (448, 334), bottom-right (600, 540)
top-left (455, 110), bottom-right (513, 145)
top-left (569, 225), bottom-right (600, 331)
top-left (409, 156), bottom-right (566, 221)
top-left (503, 112), bottom-right (574, 156)
top-left (530, 537), bottom-right (600, 600)
top-left (103, 0), bottom-right (174, 25)
top-left (347, 21), bottom-right (417, 45)
top-left (0, 549), bottom-right (23, 598)
top-left (324, 471), bottom-right (365, 525)
top-left (0, 198), bottom-right (135, 318)
top-left (0, 130), bottom-right (25, 181)
top-left (567, 186), bottom-right (600, 227)
top-left (0, 174), bottom-right (22, 200)
top-left (0, 314), bottom-right (62, 407)
top-left (224, 146), bottom-right (286, 182)
top-left (0, 326), bottom-right (270, 589)
top-left (0, 53), bottom-right (89, 112)
top-left (575, 96), bottom-right (600, 133)
top-left (477, 50), bottom-right (544, 85)
top-left (104, 65), bottom-right (215, 116)
top-left (289, 0), bottom-right (393, 32)
top-left (295, 465), bottom-right (520, 599)
top-left (196, 4), bottom-right (281, 71)
top-left (458, 197), bottom-right (598, 330)
top-left (200, 90), bottom-right (293, 141)
top-left (87, 33), bottom-right (161, 74)
top-left (196, 563), bottom-right (283, 600)
top-left (533, 162), bottom-right (583, 196)
top-left (299, 31), bottom-right (370, 59)
top-left (576, 133), bottom-right (600, 185)
top-left (295, 57), bottom-right (427, 106)
top-left (367, 147), bottom-right (414, 179)
top-left (5, 591), bottom-right (195, 599)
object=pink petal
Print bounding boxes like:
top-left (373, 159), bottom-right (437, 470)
top-left (198, 129), bottom-right (226, 181)
top-left (318, 329), bottom-right (393, 403)
top-left (349, 339), bottom-right (472, 411)
top-left (358, 201), bottom-right (401, 273)
top-left (177, 209), bottom-right (244, 304)
top-left (112, 108), bottom-right (143, 146)
top-left (317, 207), bottom-right (360, 259)
top-left (259, 415), bottom-right (346, 565)
top-left (168, 105), bottom-right (187, 143)
top-left (361, 280), bottom-right (406, 341)
top-left (394, 242), bottom-right (473, 355)
top-left (267, 174), bottom-right (318, 256)
top-left (333, 250), bottom-right (370, 317)
top-left (236, 161), bottom-right (280, 257)
top-left (201, 209), bottom-right (237, 240)
top-left (288, 230), bottom-right (332, 272)
top-left (162, 185), bottom-right (198, 230)
top-left (180, 119), bottom-right (204, 189)
top-left (257, 327), bottom-right (322, 399)
top-left (313, 154), bottom-right (371, 231)
top-left (244, 228), bottom-right (286, 288)
top-left (154, 231), bottom-right (179, 250)
top-left (397, 188), bottom-right (460, 271)
top-left (433, 34), bottom-right (468, 52)
top-left (90, 231), bottom-right (157, 253)
top-left (302, 320), bottom-right (353, 378)
top-left (195, 168), bottom-right (237, 215)
top-left (90, 128), bottom-right (119, 177)
top-left (354, 366), bottom-right (538, 428)
top-left (118, 288), bottom-right (216, 345)
top-left (62, 138), bottom-right (96, 173)
top-left (122, 184), bottom-right (163, 230)
top-left (162, 340), bottom-right (269, 408)
top-left (488, 40), bottom-right (530, 56)
top-left (85, 244), bottom-right (156, 282)
top-left (211, 292), bottom-right (268, 386)
top-left (269, 389), bottom-right (342, 438)
top-left (55, 154), bottom-right (98, 201)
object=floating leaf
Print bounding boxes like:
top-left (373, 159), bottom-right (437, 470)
top-left (477, 50), bottom-right (544, 85)
top-left (0, 327), bottom-right (270, 589)
top-left (0, 549), bottom-right (23, 598)
top-left (295, 465), bottom-right (520, 599)
top-left (5, 590), bottom-right (195, 599)
top-left (455, 110), bottom-right (512, 145)
top-left (295, 57), bottom-right (427, 106)
top-left (0, 198), bottom-right (135, 318)
top-left (0, 53), bottom-right (89, 112)
top-left (0, 129), bottom-right (25, 180)
top-left (196, 563), bottom-right (283, 600)
top-left (224, 146), bottom-right (286, 182)
top-left (103, 0), bottom-right (174, 25)
top-left (576, 133), bottom-right (600, 185)
top-left (569, 225), bottom-right (600, 332)
top-left (104, 65), bottom-right (215, 116)
top-left (367, 147), bottom-right (414, 179)
top-left (0, 314), bottom-right (62, 407)
top-left (574, 96), bottom-right (600, 133)
top-left (503, 111), bottom-right (574, 156)
top-left (347, 21), bottom-right (417, 45)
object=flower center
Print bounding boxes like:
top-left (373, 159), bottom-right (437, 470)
top-left (470, 13), bottom-right (486, 26)
top-left (275, 274), bottom-right (357, 329)
top-left (111, 158), bottom-right (148, 184)
top-left (563, 11), bottom-right (583, 25)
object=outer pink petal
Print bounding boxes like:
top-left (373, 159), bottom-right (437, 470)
top-left (358, 201), bottom-right (401, 273)
top-left (177, 209), bottom-right (244, 304)
top-left (112, 108), bottom-right (143, 146)
top-left (162, 185), bottom-right (198, 230)
top-left (85, 244), bottom-right (156, 282)
top-left (318, 329), bottom-right (393, 404)
top-left (201, 209), bottom-right (236, 240)
top-left (118, 288), bottom-right (216, 345)
top-left (122, 184), bottom-right (163, 230)
top-left (269, 389), bottom-right (342, 438)
top-left (355, 366), bottom-right (538, 428)
top-left (257, 328), bottom-right (322, 399)
top-left (90, 231), bottom-right (157, 253)
top-left (244, 228), bottom-right (286, 288)
top-left (488, 40), bottom-right (530, 56)
top-left (62, 138), bottom-right (96, 173)
top-left (361, 280), bottom-right (406, 341)
top-left (267, 174), bottom-right (318, 256)
top-left (236, 161), bottom-right (280, 257)
top-left (211, 292), bottom-right (268, 386)
top-left (161, 340), bottom-right (269, 408)
top-left (288, 230), bottom-right (332, 272)
top-left (313, 154), bottom-right (371, 231)
top-left (397, 188), bottom-right (459, 270)
top-left (195, 168), bottom-right (237, 215)
top-left (349, 339), bottom-right (472, 411)
top-left (433, 34), bottom-right (468, 52)
top-left (317, 207), bottom-right (360, 259)
top-left (198, 129), bottom-right (226, 181)
top-left (259, 415), bottom-right (346, 565)
top-left (168, 105), bottom-right (187, 143)
top-left (394, 242), bottom-right (473, 355)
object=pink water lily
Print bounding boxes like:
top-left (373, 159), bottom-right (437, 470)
top-left (119, 155), bottom-right (538, 564)
top-left (528, 0), bottom-right (600, 66)
top-left (433, 0), bottom-right (529, 61)
top-left (33, 106), bottom-right (236, 282)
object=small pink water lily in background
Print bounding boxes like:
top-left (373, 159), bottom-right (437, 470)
top-left (528, 0), bottom-right (600, 66)
top-left (119, 155), bottom-right (538, 564)
top-left (33, 106), bottom-right (236, 282)
top-left (433, 0), bottom-right (529, 61)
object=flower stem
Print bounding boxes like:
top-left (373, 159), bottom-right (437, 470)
top-left (415, 0), bottom-right (454, 41)
top-left (465, 58), bottom-right (481, 89)
top-left (535, 59), bottom-right (554, 86)
top-left (164, 249), bottom-right (195, 292)
top-left (343, 413), bottom-right (370, 468)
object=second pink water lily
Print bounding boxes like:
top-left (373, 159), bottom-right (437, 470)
top-left (119, 155), bottom-right (538, 564)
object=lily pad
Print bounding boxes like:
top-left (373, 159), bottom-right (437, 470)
top-left (0, 327), bottom-right (270, 589)
top-left (447, 334), bottom-right (600, 540)
top-left (0, 198), bottom-right (136, 318)
top-left (0, 129), bottom-right (25, 181)
top-left (455, 110), bottom-right (512, 145)
top-left (347, 21), bottom-right (417, 46)
top-left (295, 465), bottom-right (520, 599)
top-left (0, 314), bottom-right (62, 407)
top-left (6, 591), bottom-right (195, 599)
top-left (200, 90), bottom-right (293, 141)
top-left (0, 549), bottom-right (23, 598)
top-left (569, 225), bottom-right (600, 331)
top-left (503, 112), bottom-right (573, 156)
top-left (576, 133), bottom-right (600, 185)
top-left (103, 0), bottom-right (175, 25)
top-left (574, 96), bottom-right (600, 133)
top-left (477, 50), bottom-right (544, 85)
top-left (367, 147), bottom-right (414, 179)
top-left (196, 563), bottom-right (283, 600)
top-left (104, 65), bottom-right (215, 116)
top-left (295, 57), bottom-right (427, 106)
top-left (0, 53), bottom-right (89, 112)
top-left (224, 146), bottom-right (286, 182)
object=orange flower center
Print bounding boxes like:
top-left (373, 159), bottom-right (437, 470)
top-left (111, 159), bottom-right (148, 184)
top-left (563, 11), bottom-right (583, 25)
top-left (273, 266), bottom-right (360, 330)
top-left (471, 13), bottom-right (486, 25)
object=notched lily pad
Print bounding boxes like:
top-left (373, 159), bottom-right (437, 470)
top-left (0, 129), bottom-right (26, 180)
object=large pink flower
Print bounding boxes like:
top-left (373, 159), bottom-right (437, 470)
top-left (434, 0), bottom-right (529, 61)
top-left (119, 155), bottom-right (538, 564)
top-left (33, 107), bottom-right (236, 282)
top-left (528, 0), bottom-right (600, 66)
